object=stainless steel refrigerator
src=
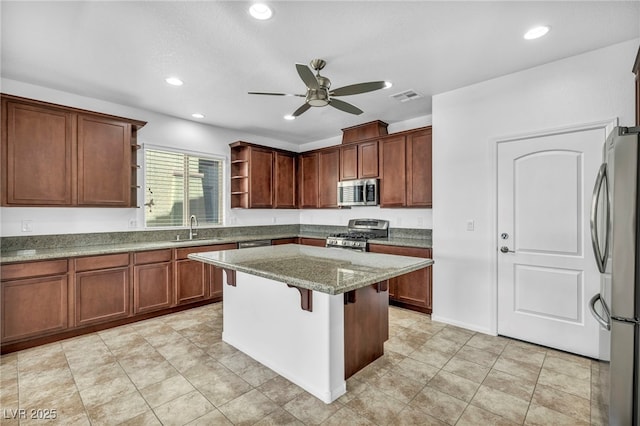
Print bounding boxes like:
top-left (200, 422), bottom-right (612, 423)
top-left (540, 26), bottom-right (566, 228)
top-left (589, 126), bottom-right (640, 426)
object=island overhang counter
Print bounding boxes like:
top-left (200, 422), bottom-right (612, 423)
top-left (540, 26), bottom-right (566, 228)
top-left (188, 244), bottom-right (433, 403)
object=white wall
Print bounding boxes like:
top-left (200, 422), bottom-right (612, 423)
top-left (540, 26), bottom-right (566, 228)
top-left (0, 79), bottom-right (432, 236)
top-left (431, 38), bottom-right (638, 333)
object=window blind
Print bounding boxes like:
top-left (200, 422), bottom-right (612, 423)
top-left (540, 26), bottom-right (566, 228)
top-left (144, 149), bottom-right (223, 227)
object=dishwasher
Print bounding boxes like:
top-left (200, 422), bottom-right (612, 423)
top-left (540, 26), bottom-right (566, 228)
top-left (237, 239), bottom-right (272, 249)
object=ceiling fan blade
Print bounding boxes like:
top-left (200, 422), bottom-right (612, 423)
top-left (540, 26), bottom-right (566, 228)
top-left (292, 103), bottom-right (311, 117)
top-left (295, 63), bottom-right (319, 90)
top-left (248, 91), bottom-right (304, 97)
top-left (330, 81), bottom-right (388, 97)
top-left (329, 98), bottom-right (363, 115)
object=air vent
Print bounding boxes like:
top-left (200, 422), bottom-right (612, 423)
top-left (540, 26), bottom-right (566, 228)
top-left (390, 89), bottom-right (423, 102)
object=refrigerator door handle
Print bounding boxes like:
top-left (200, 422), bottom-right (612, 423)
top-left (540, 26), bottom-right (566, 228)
top-left (589, 293), bottom-right (611, 330)
top-left (590, 163), bottom-right (610, 273)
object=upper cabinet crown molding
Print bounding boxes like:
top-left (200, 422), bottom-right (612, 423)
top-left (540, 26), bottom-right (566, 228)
top-left (1, 94), bottom-right (146, 208)
top-left (341, 120), bottom-right (388, 144)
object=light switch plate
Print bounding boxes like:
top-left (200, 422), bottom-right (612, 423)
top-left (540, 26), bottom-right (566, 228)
top-left (466, 220), bottom-right (475, 231)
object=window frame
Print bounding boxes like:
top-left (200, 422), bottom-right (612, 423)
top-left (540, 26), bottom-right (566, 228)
top-left (142, 144), bottom-right (226, 229)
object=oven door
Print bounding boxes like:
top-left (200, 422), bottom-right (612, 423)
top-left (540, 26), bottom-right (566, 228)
top-left (338, 180), bottom-right (365, 206)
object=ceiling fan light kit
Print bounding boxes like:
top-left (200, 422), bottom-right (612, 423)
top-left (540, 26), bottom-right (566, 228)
top-left (249, 59), bottom-right (391, 118)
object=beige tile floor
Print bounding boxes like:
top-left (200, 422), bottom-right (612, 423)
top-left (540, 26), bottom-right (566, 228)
top-left (0, 303), bottom-right (609, 425)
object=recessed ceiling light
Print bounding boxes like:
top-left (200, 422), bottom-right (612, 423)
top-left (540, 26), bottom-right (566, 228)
top-left (165, 77), bottom-right (184, 86)
top-left (283, 115), bottom-right (295, 121)
top-left (249, 3), bottom-right (273, 20)
top-left (524, 25), bottom-right (550, 40)
top-left (384, 81), bottom-right (393, 89)
top-left (191, 113), bottom-right (205, 119)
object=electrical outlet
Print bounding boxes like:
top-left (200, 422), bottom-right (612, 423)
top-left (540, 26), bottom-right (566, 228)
top-left (21, 220), bottom-right (33, 232)
top-left (466, 220), bottom-right (475, 231)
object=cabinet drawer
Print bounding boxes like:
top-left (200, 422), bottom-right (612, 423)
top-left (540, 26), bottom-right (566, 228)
top-left (175, 243), bottom-right (237, 260)
top-left (134, 249), bottom-right (172, 265)
top-left (369, 244), bottom-right (430, 258)
top-left (75, 253), bottom-right (130, 272)
top-left (1, 259), bottom-right (68, 281)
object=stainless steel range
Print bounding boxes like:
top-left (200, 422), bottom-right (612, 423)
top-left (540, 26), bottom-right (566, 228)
top-left (325, 219), bottom-right (389, 252)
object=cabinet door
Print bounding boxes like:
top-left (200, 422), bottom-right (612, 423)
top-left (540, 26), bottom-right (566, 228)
top-left (3, 100), bottom-right (73, 205)
top-left (77, 115), bottom-right (131, 206)
top-left (406, 129), bottom-right (432, 207)
top-left (358, 141), bottom-right (379, 178)
top-left (1, 275), bottom-right (68, 342)
top-left (272, 238), bottom-right (298, 245)
top-left (249, 147), bottom-right (274, 208)
top-left (174, 259), bottom-right (208, 305)
top-left (340, 145), bottom-right (358, 180)
top-left (318, 148), bottom-right (340, 208)
top-left (298, 237), bottom-right (326, 247)
top-left (134, 262), bottom-right (172, 314)
top-left (75, 267), bottom-right (130, 326)
top-left (368, 244), bottom-right (432, 313)
top-left (209, 265), bottom-right (224, 300)
top-left (380, 135), bottom-right (407, 207)
top-left (274, 151), bottom-right (296, 208)
top-left (299, 152), bottom-right (319, 208)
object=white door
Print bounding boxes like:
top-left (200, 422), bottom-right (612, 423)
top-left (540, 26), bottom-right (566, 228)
top-left (497, 126), bottom-right (604, 358)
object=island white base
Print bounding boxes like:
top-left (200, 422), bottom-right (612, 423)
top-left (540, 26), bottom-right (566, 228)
top-left (222, 271), bottom-right (347, 403)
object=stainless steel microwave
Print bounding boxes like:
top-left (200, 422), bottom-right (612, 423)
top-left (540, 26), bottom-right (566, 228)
top-left (338, 179), bottom-right (379, 207)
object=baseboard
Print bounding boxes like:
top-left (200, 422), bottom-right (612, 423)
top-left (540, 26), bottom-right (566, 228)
top-left (430, 314), bottom-right (495, 336)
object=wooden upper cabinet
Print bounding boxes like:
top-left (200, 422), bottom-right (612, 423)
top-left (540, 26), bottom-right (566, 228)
top-left (274, 151), bottom-right (296, 209)
top-left (299, 152), bottom-right (319, 208)
top-left (318, 147), bottom-right (340, 208)
top-left (3, 100), bottom-right (74, 206)
top-left (249, 146), bottom-right (274, 208)
top-left (77, 115), bottom-right (131, 206)
top-left (380, 128), bottom-right (432, 208)
top-left (406, 128), bottom-right (432, 207)
top-left (380, 135), bottom-right (407, 207)
top-left (1, 94), bottom-right (145, 207)
top-left (230, 141), bottom-right (297, 209)
top-left (340, 141), bottom-right (379, 181)
top-left (299, 147), bottom-right (340, 209)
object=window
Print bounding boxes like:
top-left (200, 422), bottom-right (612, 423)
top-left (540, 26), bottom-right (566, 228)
top-left (144, 148), bottom-right (224, 227)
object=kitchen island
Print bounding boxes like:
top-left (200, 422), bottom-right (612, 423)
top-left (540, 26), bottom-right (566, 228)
top-left (189, 244), bottom-right (433, 403)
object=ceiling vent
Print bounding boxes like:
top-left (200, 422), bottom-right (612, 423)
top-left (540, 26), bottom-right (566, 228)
top-left (390, 89), bottom-right (422, 102)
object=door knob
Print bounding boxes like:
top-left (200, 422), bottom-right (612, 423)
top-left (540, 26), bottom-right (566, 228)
top-left (500, 246), bottom-right (515, 253)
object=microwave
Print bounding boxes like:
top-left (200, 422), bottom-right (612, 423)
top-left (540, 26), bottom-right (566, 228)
top-left (338, 179), bottom-right (379, 207)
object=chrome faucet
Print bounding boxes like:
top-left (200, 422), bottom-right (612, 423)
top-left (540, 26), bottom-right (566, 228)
top-left (189, 215), bottom-right (198, 240)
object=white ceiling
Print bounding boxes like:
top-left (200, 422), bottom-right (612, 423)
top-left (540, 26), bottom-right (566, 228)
top-left (2, 1), bottom-right (639, 144)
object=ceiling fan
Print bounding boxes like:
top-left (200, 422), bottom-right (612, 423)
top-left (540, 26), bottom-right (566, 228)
top-left (248, 59), bottom-right (391, 118)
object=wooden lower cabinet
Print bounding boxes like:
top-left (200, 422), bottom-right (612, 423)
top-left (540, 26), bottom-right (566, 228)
top-left (174, 243), bottom-right (236, 305)
top-left (133, 249), bottom-right (173, 314)
top-left (1, 260), bottom-right (69, 342)
top-left (298, 237), bottom-right (326, 247)
top-left (368, 244), bottom-right (433, 314)
top-left (75, 254), bottom-right (130, 326)
top-left (272, 238), bottom-right (298, 245)
top-left (344, 282), bottom-right (389, 378)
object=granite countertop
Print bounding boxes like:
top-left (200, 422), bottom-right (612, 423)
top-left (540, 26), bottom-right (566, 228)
top-left (189, 244), bottom-right (433, 295)
top-left (0, 229), bottom-right (431, 264)
top-left (0, 233), bottom-right (297, 263)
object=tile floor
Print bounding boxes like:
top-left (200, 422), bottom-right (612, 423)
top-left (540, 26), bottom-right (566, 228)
top-left (0, 303), bottom-right (609, 425)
